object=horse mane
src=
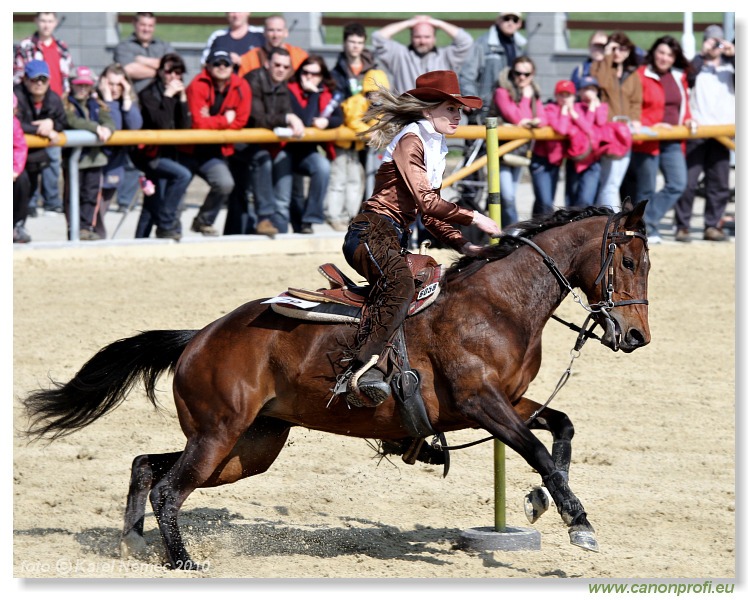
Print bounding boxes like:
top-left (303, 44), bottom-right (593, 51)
top-left (445, 206), bottom-right (616, 284)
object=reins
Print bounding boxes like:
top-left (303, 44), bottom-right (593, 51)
top-left (433, 213), bottom-right (648, 453)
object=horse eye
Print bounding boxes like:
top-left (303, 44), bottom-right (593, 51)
top-left (622, 257), bottom-right (635, 271)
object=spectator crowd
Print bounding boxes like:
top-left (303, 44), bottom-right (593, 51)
top-left (13, 12), bottom-right (735, 245)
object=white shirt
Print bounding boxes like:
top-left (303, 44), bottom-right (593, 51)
top-left (382, 119), bottom-right (447, 189)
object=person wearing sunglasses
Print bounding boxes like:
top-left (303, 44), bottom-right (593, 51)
top-left (286, 55), bottom-right (344, 234)
top-left (14, 12), bottom-right (73, 216)
top-left (134, 53), bottom-right (194, 241)
top-left (13, 59), bottom-right (66, 224)
top-left (459, 12), bottom-right (525, 126)
top-left (182, 49), bottom-right (251, 237)
top-left (224, 47), bottom-right (305, 237)
top-left (493, 56), bottom-right (546, 227)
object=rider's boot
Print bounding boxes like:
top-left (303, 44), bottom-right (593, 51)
top-left (346, 355), bottom-right (390, 407)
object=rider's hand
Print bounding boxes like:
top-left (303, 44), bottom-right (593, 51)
top-left (461, 241), bottom-right (483, 256)
top-left (472, 211), bottom-right (501, 237)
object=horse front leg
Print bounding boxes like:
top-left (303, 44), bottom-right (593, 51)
top-left (513, 398), bottom-right (575, 525)
top-left (460, 392), bottom-right (598, 552)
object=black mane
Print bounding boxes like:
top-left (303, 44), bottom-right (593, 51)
top-left (445, 206), bottom-right (616, 283)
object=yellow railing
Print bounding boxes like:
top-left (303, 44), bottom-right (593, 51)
top-left (24, 123), bottom-right (736, 148)
top-left (22, 123), bottom-right (734, 242)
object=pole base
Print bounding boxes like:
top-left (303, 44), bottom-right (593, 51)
top-left (457, 525), bottom-right (541, 552)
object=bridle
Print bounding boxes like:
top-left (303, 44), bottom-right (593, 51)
top-left (503, 211), bottom-right (649, 352)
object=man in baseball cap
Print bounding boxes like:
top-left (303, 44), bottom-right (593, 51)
top-left (24, 59), bottom-right (51, 80)
top-left (207, 49), bottom-right (232, 66)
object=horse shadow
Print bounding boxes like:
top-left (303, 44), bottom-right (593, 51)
top-left (14, 507), bottom-right (558, 575)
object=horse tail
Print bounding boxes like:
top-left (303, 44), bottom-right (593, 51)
top-left (22, 329), bottom-right (198, 441)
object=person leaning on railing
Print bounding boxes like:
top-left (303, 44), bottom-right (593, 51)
top-left (132, 52), bottom-right (193, 241)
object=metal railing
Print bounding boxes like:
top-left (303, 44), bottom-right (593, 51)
top-left (24, 124), bottom-right (736, 242)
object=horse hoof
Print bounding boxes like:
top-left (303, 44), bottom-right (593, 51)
top-left (524, 486), bottom-right (551, 524)
top-left (569, 527), bottom-right (599, 552)
top-left (120, 531), bottom-right (147, 558)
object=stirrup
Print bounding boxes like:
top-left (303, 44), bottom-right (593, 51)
top-left (346, 355), bottom-right (389, 407)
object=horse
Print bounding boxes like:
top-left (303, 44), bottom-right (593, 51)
top-left (22, 200), bottom-right (651, 570)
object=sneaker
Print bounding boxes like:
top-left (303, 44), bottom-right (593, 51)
top-left (255, 218), bottom-right (279, 238)
top-left (647, 233), bottom-right (662, 245)
top-left (191, 219), bottom-right (218, 236)
top-left (300, 223), bottom-right (314, 234)
top-left (675, 228), bottom-right (691, 243)
top-left (13, 224), bottom-right (31, 244)
top-left (79, 228), bottom-right (101, 241)
top-left (156, 228), bottom-right (182, 241)
top-left (703, 226), bottom-right (727, 242)
top-left (43, 205), bottom-right (64, 214)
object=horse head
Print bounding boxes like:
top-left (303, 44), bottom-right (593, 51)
top-left (580, 199), bottom-right (651, 353)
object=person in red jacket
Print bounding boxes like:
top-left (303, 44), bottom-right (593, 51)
top-left (629, 36), bottom-right (695, 243)
top-left (181, 49), bottom-right (251, 236)
top-left (286, 55), bottom-right (344, 234)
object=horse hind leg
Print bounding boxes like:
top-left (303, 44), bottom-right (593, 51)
top-left (149, 417), bottom-right (292, 570)
top-left (121, 451), bottom-right (181, 560)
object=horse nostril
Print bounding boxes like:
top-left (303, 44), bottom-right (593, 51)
top-left (627, 328), bottom-right (646, 346)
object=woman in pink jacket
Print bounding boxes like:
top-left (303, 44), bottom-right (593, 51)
top-left (493, 56), bottom-right (546, 227)
top-left (630, 35), bottom-right (694, 243)
top-left (13, 94), bottom-right (31, 243)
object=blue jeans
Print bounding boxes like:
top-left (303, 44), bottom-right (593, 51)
top-left (499, 165), bottom-right (521, 226)
top-left (565, 161), bottom-right (601, 208)
top-left (596, 152), bottom-right (631, 210)
top-left (116, 159), bottom-right (142, 209)
top-left (180, 154), bottom-right (234, 226)
top-left (632, 142), bottom-right (687, 235)
top-left (136, 157), bottom-right (192, 237)
top-left (290, 148), bottom-right (330, 231)
top-left (31, 145), bottom-right (62, 210)
top-left (252, 147), bottom-right (292, 232)
top-left (530, 155), bottom-right (560, 216)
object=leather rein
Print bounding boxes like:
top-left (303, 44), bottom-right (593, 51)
top-left (434, 213), bottom-right (649, 452)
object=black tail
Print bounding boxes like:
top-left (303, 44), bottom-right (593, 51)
top-left (22, 330), bottom-right (199, 441)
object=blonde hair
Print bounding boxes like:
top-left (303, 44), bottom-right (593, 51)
top-left (360, 85), bottom-right (443, 149)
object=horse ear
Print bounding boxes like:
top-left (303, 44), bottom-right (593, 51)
top-left (623, 199), bottom-right (648, 229)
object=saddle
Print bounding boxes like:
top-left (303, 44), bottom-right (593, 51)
top-left (262, 253), bottom-right (445, 323)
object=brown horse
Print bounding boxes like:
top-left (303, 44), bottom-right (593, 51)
top-left (22, 200), bottom-right (651, 570)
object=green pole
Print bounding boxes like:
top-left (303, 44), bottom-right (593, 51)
top-left (484, 117), bottom-right (506, 533)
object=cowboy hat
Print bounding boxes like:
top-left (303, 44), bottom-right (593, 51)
top-left (404, 70), bottom-right (482, 110)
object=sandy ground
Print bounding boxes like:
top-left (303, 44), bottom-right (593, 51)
top-left (12, 238), bottom-right (736, 587)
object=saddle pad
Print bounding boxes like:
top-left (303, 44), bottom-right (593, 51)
top-left (262, 293), bottom-right (361, 323)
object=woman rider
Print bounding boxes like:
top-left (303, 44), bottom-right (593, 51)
top-left (342, 70), bottom-right (501, 406)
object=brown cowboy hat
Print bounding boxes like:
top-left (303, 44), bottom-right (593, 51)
top-left (403, 70), bottom-right (482, 110)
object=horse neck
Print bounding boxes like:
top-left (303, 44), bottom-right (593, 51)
top-left (453, 218), bottom-right (605, 328)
